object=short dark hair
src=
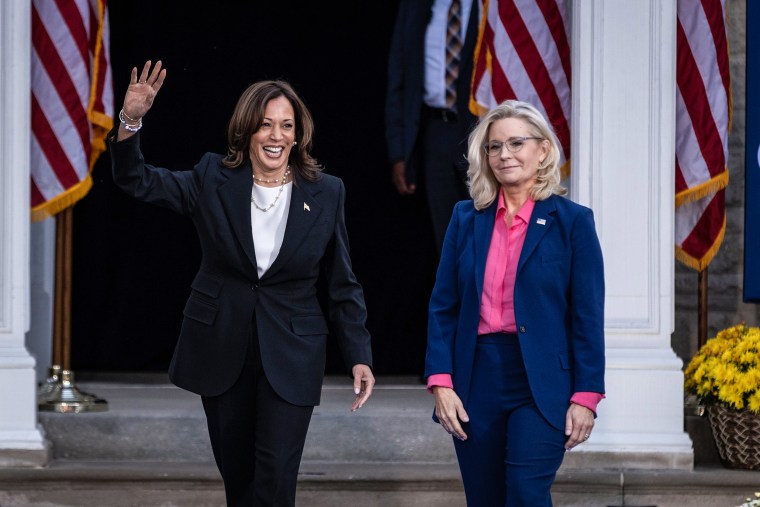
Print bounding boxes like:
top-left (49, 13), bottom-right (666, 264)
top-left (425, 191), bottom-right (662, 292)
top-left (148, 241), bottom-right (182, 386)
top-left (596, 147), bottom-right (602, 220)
top-left (223, 80), bottom-right (321, 181)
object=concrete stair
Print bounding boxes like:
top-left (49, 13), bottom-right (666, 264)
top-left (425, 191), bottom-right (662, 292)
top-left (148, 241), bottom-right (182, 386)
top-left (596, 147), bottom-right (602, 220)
top-left (0, 374), bottom-right (758, 506)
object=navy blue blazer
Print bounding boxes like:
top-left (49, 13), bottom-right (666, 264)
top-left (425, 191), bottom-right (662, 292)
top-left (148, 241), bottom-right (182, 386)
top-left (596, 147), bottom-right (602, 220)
top-left (109, 131), bottom-right (372, 407)
top-left (425, 195), bottom-right (605, 430)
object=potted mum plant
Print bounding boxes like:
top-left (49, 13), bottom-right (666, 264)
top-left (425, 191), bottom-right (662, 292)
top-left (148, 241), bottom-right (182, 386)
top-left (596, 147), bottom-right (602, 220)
top-left (684, 324), bottom-right (760, 470)
top-left (736, 492), bottom-right (760, 507)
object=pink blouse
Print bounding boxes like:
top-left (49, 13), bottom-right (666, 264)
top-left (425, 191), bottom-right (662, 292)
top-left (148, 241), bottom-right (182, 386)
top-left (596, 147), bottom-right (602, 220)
top-left (477, 193), bottom-right (534, 334)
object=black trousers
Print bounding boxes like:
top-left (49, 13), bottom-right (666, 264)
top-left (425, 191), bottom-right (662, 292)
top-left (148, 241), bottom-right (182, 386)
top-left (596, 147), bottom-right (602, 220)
top-left (201, 320), bottom-right (314, 507)
top-left (421, 113), bottom-right (471, 255)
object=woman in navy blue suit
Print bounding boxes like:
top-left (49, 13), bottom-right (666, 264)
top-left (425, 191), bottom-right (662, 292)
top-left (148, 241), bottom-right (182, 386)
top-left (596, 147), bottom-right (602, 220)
top-left (425, 100), bottom-right (605, 506)
top-left (110, 61), bottom-right (375, 507)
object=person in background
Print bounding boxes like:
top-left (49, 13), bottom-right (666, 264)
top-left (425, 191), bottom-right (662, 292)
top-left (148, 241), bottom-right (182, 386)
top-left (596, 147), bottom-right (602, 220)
top-left (108, 60), bottom-right (375, 507)
top-left (425, 100), bottom-right (606, 506)
top-left (385, 0), bottom-right (480, 255)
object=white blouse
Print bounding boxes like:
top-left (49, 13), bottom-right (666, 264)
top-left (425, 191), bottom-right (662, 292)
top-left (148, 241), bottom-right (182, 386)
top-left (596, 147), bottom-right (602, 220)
top-left (250, 181), bottom-right (293, 277)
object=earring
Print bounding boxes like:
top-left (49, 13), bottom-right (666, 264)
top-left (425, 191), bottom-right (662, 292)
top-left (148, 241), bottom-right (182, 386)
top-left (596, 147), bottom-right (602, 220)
top-left (293, 141), bottom-right (298, 146)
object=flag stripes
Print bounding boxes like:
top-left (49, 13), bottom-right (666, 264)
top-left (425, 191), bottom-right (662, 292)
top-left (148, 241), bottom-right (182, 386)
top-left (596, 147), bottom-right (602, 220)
top-left (31, 0), bottom-right (113, 221)
top-left (675, 18), bottom-right (726, 189)
top-left (470, 0), bottom-right (571, 171)
top-left (678, 191), bottom-right (725, 261)
top-left (675, 0), bottom-right (730, 270)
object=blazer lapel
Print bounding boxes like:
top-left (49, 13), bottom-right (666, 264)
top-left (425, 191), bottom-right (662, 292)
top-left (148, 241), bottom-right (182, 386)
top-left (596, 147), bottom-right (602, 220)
top-left (474, 202), bottom-right (496, 300)
top-left (217, 162), bottom-right (258, 276)
top-left (262, 174), bottom-right (323, 279)
top-left (517, 196), bottom-right (557, 275)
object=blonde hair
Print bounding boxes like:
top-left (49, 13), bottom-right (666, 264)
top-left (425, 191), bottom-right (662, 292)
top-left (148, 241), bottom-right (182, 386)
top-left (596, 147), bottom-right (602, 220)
top-left (467, 100), bottom-right (566, 210)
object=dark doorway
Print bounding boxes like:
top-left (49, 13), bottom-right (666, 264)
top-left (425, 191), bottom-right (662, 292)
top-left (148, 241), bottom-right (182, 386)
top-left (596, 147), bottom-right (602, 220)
top-left (71, 1), bottom-right (438, 376)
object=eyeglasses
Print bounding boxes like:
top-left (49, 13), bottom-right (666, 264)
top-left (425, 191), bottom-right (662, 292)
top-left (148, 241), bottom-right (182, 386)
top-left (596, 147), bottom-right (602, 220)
top-left (483, 137), bottom-right (543, 157)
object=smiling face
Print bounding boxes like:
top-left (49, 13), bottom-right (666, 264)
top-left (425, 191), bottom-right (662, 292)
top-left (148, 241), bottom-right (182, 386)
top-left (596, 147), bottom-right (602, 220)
top-left (248, 95), bottom-right (296, 177)
top-left (487, 117), bottom-right (549, 194)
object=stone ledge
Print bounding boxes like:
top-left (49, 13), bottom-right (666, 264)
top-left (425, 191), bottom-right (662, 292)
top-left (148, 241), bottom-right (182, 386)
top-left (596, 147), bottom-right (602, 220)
top-left (0, 461), bottom-right (757, 507)
top-left (0, 447), bottom-right (49, 468)
top-left (561, 449), bottom-right (694, 471)
top-left (1, 461), bottom-right (756, 489)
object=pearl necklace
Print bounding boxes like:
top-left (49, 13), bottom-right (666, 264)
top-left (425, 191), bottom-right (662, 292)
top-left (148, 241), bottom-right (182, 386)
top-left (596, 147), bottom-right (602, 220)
top-left (253, 168), bottom-right (291, 184)
top-left (251, 171), bottom-right (291, 212)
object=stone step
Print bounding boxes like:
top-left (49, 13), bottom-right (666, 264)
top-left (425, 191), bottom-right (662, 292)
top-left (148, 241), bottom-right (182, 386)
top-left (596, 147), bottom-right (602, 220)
top-left (0, 460), bottom-right (758, 507)
top-left (38, 375), bottom-right (721, 471)
top-left (23, 374), bottom-right (759, 507)
top-left (38, 375), bottom-right (456, 464)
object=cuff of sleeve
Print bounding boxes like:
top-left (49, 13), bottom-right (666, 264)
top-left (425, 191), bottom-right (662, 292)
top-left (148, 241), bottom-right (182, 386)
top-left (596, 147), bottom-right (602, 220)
top-left (426, 373), bottom-right (453, 394)
top-left (570, 392), bottom-right (605, 414)
top-left (107, 125), bottom-right (140, 145)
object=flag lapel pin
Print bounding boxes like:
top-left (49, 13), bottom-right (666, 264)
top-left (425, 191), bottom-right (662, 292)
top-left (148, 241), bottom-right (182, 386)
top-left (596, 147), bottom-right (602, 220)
top-left (536, 218), bottom-right (546, 225)
top-left (304, 203), bottom-right (311, 212)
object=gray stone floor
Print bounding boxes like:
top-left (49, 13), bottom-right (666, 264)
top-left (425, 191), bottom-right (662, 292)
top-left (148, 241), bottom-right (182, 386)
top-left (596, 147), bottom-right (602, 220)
top-left (0, 374), bottom-right (758, 506)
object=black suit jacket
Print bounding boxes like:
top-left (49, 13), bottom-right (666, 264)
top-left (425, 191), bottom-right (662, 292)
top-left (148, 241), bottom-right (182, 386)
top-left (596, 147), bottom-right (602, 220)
top-left (385, 0), bottom-right (479, 183)
top-left (109, 131), bottom-right (372, 406)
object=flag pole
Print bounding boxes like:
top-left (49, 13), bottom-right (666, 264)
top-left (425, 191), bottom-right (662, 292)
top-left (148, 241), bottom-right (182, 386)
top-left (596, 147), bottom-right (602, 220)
top-left (698, 267), bottom-right (708, 349)
top-left (684, 268), bottom-right (709, 418)
top-left (38, 207), bottom-right (107, 413)
top-left (56, 206), bottom-right (71, 368)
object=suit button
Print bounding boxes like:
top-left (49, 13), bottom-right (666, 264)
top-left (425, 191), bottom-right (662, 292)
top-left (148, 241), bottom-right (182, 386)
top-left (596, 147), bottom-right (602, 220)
top-left (251, 284), bottom-right (259, 291)
top-left (519, 325), bottom-right (526, 333)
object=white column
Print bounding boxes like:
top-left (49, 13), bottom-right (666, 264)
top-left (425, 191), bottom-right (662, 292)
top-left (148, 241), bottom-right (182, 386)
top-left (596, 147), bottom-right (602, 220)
top-left (0, 0), bottom-right (49, 466)
top-left (27, 219), bottom-right (56, 384)
top-left (565, 0), bottom-right (693, 470)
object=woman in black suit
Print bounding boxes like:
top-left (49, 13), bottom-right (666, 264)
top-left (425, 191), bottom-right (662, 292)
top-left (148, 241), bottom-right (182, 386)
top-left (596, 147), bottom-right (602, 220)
top-left (108, 61), bottom-right (375, 507)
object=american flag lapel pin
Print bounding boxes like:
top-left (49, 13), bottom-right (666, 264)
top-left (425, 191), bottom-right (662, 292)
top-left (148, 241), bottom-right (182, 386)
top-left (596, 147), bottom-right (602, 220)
top-left (536, 218), bottom-right (546, 225)
top-left (304, 203), bottom-right (311, 212)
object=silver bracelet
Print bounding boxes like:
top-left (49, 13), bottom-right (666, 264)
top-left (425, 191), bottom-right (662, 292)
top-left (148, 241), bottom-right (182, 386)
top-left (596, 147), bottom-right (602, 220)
top-left (121, 109), bottom-right (140, 122)
top-left (119, 109), bottom-right (142, 132)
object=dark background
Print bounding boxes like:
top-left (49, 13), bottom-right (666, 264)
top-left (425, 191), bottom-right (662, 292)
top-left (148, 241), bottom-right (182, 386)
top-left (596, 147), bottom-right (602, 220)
top-left (71, 1), bottom-right (438, 376)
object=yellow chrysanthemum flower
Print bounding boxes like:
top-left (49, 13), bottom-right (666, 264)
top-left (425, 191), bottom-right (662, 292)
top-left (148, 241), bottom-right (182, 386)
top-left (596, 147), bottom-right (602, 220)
top-left (685, 325), bottom-right (760, 414)
top-left (747, 391), bottom-right (760, 413)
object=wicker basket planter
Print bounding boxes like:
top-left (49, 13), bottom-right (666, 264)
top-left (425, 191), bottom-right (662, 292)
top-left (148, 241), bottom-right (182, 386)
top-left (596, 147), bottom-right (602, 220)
top-left (707, 404), bottom-right (760, 470)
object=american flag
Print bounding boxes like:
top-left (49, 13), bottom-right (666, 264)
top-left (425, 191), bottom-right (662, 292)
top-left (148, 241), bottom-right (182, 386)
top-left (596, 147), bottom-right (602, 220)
top-left (31, 0), bottom-right (113, 221)
top-left (674, 0), bottom-right (730, 271)
top-left (469, 0), bottom-right (571, 173)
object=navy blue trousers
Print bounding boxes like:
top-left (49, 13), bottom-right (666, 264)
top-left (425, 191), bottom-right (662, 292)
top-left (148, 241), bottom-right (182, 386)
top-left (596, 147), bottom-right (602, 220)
top-left (453, 333), bottom-right (566, 507)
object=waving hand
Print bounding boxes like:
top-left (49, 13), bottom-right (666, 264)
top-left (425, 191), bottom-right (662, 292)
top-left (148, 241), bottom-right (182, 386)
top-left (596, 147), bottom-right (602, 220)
top-left (118, 60), bottom-right (167, 140)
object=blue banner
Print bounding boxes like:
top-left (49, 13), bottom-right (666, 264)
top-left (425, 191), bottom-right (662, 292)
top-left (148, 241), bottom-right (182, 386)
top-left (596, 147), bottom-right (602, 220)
top-left (746, 1), bottom-right (760, 302)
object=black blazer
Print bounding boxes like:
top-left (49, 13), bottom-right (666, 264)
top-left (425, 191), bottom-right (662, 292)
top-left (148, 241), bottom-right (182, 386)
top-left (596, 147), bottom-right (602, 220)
top-left (385, 0), bottom-right (479, 182)
top-left (109, 131), bottom-right (372, 406)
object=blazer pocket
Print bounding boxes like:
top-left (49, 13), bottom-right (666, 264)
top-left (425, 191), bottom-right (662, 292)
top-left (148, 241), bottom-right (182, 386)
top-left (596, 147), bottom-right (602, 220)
top-left (291, 315), bottom-right (329, 336)
top-left (191, 271), bottom-right (223, 298)
top-left (183, 296), bottom-right (218, 325)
